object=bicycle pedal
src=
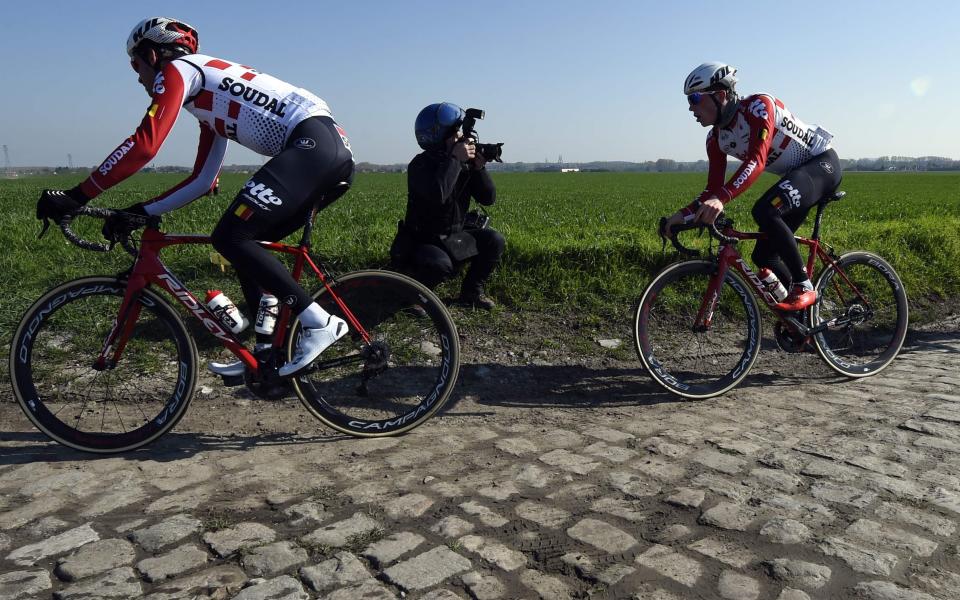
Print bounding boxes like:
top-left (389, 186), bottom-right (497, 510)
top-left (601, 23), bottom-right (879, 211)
top-left (221, 374), bottom-right (244, 387)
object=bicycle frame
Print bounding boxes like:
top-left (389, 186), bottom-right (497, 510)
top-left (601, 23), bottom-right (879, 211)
top-left (693, 226), bottom-right (869, 337)
top-left (95, 227), bottom-right (371, 375)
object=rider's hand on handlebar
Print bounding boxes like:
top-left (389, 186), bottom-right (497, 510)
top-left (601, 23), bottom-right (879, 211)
top-left (36, 187), bottom-right (88, 222)
top-left (101, 203), bottom-right (148, 243)
top-left (693, 197), bottom-right (724, 225)
top-left (660, 211), bottom-right (685, 239)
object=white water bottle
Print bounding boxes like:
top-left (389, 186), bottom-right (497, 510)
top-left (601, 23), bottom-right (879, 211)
top-left (205, 290), bottom-right (249, 334)
top-left (255, 294), bottom-right (280, 335)
top-left (759, 268), bottom-right (788, 302)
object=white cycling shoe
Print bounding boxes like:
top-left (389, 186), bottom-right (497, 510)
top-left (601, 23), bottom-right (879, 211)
top-left (278, 316), bottom-right (348, 378)
top-left (208, 360), bottom-right (245, 377)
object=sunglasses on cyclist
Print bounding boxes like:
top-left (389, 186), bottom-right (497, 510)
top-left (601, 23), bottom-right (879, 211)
top-left (687, 92), bottom-right (710, 106)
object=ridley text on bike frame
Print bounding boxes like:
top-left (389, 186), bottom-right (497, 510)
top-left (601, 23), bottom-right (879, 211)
top-left (693, 227), bottom-right (868, 331)
top-left (94, 228), bottom-right (372, 374)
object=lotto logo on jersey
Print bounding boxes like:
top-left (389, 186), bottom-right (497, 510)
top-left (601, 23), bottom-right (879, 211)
top-left (153, 73), bottom-right (166, 95)
top-left (778, 180), bottom-right (802, 207)
top-left (748, 98), bottom-right (768, 119)
top-left (243, 180), bottom-right (283, 206)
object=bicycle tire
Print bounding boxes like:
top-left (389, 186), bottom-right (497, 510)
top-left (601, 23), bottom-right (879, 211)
top-left (633, 260), bottom-right (762, 399)
top-left (811, 251), bottom-right (908, 377)
top-left (9, 276), bottom-right (198, 453)
top-left (289, 270), bottom-right (460, 436)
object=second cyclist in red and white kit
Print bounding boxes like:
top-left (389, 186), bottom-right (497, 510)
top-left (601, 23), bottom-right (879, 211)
top-left (661, 62), bottom-right (842, 311)
top-left (35, 17), bottom-right (356, 378)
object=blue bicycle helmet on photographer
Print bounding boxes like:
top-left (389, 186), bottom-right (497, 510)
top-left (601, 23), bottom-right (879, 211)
top-left (415, 102), bottom-right (464, 150)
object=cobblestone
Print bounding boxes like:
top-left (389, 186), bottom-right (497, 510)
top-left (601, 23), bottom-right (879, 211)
top-left (240, 541), bottom-right (308, 578)
top-left (382, 545), bottom-right (472, 591)
top-left (54, 538), bottom-right (136, 582)
top-left (718, 570), bottom-right (760, 600)
top-left (0, 570), bottom-right (51, 600)
top-left (635, 544), bottom-right (702, 587)
top-left (766, 558), bottom-right (831, 590)
top-left (300, 551), bottom-right (373, 592)
top-left (129, 514), bottom-right (202, 553)
top-left (203, 522), bottom-right (277, 558)
top-left (137, 543), bottom-right (209, 582)
top-left (7, 523), bottom-right (99, 567)
top-left (3, 334), bottom-right (958, 599)
top-left (566, 518), bottom-right (638, 554)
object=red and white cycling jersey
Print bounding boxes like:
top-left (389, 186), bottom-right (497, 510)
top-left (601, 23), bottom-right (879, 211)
top-left (78, 54), bottom-right (334, 215)
top-left (684, 94), bottom-right (834, 215)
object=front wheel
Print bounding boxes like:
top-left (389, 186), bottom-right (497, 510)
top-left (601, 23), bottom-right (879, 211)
top-left (633, 260), bottom-right (762, 399)
top-left (9, 277), bottom-right (198, 453)
top-left (811, 251), bottom-right (908, 377)
top-left (289, 270), bottom-right (460, 436)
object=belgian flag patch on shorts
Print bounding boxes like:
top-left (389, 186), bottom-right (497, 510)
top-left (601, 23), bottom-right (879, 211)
top-left (234, 203), bottom-right (254, 221)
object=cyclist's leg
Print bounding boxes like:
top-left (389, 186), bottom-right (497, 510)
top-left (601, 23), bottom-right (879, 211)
top-left (211, 116), bottom-right (354, 374)
top-left (752, 150), bottom-right (841, 308)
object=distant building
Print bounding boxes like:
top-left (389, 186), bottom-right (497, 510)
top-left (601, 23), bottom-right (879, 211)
top-left (560, 168), bottom-right (580, 173)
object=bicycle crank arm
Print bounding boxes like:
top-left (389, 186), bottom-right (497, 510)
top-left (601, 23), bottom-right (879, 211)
top-left (305, 352), bottom-right (365, 373)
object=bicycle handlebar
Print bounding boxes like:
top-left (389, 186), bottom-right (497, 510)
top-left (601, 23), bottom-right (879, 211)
top-left (660, 215), bottom-right (739, 257)
top-left (58, 206), bottom-right (159, 256)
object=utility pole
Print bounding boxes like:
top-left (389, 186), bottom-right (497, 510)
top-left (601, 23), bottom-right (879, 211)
top-left (2, 145), bottom-right (10, 173)
top-left (68, 153), bottom-right (74, 169)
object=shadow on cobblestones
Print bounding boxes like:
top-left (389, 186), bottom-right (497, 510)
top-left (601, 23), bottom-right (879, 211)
top-left (0, 431), bottom-right (344, 466)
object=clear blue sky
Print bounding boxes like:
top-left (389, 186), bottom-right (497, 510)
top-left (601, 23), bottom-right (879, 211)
top-left (3, 1), bottom-right (958, 167)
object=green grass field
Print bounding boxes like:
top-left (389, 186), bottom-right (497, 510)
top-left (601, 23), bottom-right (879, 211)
top-left (2, 170), bottom-right (958, 344)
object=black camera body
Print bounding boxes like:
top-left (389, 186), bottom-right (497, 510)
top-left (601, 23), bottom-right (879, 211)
top-left (462, 108), bottom-right (504, 163)
top-left (463, 210), bottom-right (490, 230)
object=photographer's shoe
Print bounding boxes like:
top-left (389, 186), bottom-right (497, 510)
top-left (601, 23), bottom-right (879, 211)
top-left (278, 316), bottom-right (348, 378)
top-left (458, 290), bottom-right (496, 310)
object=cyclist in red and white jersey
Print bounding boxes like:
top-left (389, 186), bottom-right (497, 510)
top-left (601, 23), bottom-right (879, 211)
top-left (661, 62), bottom-right (842, 311)
top-left (35, 17), bottom-right (355, 378)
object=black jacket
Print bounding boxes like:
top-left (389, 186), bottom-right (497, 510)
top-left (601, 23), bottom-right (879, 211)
top-left (402, 151), bottom-right (496, 238)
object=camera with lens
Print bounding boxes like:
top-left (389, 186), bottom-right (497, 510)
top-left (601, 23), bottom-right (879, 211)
top-left (462, 108), bottom-right (504, 163)
top-left (463, 210), bottom-right (490, 230)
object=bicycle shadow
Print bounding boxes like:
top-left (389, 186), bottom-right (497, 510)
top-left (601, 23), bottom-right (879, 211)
top-left (0, 429), bottom-right (349, 466)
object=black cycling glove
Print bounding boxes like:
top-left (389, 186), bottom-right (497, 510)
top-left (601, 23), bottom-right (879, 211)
top-left (101, 203), bottom-right (148, 243)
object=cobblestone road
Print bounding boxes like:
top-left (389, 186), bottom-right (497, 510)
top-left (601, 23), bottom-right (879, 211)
top-left (2, 331), bottom-right (959, 599)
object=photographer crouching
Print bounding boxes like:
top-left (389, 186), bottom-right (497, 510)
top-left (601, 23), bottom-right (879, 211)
top-left (390, 102), bottom-right (505, 310)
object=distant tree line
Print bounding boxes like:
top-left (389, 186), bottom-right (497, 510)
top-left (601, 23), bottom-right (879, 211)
top-left (6, 156), bottom-right (959, 177)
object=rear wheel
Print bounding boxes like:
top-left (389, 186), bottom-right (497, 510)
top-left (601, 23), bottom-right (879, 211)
top-left (811, 251), bottom-right (908, 377)
top-left (10, 277), bottom-right (197, 453)
top-left (633, 260), bottom-right (762, 398)
top-left (290, 270), bottom-right (460, 436)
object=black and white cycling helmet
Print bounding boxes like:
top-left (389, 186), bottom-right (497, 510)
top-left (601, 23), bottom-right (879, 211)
top-left (126, 17), bottom-right (199, 59)
top-left (684, 62), bottom-right (738, 95)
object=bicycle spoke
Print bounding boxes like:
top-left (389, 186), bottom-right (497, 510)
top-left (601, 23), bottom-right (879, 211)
top-left (635, 261), bottom-right (761, 398)
top-left (11, 277), bottom-right (197, 453)
top-left (812, 253), bottom-right (908, 377)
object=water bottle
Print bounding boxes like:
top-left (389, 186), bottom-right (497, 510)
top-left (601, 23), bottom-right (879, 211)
top-left (759, 268), bottom-right (788, 302)
top-left (205, 290), bottom-right (249, 334)
top-left (255, 294), bottom-right (280, 335)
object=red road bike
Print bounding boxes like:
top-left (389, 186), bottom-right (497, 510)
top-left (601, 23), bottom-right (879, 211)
top-left (633, 191), bottom-right (909, 398)
top-left (11, 201), bottom-right (460, 453)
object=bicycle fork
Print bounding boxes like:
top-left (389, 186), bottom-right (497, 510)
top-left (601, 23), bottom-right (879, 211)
top-left (94, 284), bottom-right (145, 371)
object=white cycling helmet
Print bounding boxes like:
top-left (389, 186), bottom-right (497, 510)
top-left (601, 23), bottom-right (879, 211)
top-left (126, 17), bottom-right (199, 58)
top-left (684, 62), bottom-right (738, 95)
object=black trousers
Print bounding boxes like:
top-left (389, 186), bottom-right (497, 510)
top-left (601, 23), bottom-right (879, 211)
top-left (210, 116), bottom-right (354, 320)
top-left (751, 149), bottom-right (842, 285)
top-left (394, 227), bottom-right (506, 294)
